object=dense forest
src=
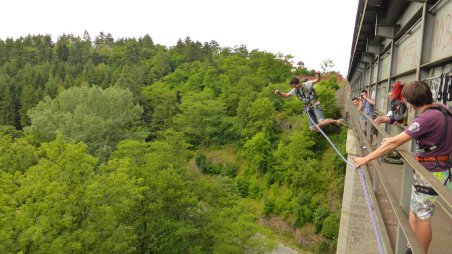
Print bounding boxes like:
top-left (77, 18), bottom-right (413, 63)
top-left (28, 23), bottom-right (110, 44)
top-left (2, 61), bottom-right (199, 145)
top-left (0, 32), bottom-right (347, 253)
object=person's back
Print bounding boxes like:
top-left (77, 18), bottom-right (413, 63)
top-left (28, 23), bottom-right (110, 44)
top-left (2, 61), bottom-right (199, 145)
top-left (407, 104), bottom-right (452, 171)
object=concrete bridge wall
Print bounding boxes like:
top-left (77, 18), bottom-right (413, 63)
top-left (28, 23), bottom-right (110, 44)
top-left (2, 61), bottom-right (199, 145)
top-left (337, 130), bottom-right (379, 254)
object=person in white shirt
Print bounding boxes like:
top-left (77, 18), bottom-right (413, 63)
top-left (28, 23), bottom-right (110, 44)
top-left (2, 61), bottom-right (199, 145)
top-left (274, 71), bottom-right (346, 131)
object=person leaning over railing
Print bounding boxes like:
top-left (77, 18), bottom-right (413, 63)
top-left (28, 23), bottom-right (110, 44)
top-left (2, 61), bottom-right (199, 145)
top-left (374, 91), bottom-right (407, 127)
top-left (353, 80), bottom-right (452, 254)
top-left (358, 89), bottom-right (378, 148)
top-left (351, 97), bottom-right (360, 108)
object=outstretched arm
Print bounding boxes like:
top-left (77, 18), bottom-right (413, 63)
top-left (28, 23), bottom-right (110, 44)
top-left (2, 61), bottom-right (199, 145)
top-left (312, 71), bottom-right (321, 86)
top-left (274, 90), bottom-right (291, 98)
top-left (353, 132), bottom-right (412, 167)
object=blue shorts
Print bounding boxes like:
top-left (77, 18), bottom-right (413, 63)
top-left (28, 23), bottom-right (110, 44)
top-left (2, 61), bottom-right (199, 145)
top-left (306, 105), bottom-right (324, 130)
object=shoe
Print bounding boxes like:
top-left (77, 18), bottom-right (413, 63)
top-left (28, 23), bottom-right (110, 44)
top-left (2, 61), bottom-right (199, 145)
top-left (405, 244), bottom-right (412, 254)
top-left (361, 145), bottom-right (367, 150)
top-left (338, 118), bottom-right (350, 128)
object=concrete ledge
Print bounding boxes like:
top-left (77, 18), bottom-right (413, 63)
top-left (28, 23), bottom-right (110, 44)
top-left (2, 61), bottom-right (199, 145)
top-left (337, 131), bottom-right (380, 254)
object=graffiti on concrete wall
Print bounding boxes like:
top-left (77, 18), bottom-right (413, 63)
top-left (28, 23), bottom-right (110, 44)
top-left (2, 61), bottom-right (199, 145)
top-left (430, 74), bottom-right (452, 104)
top-left (433, 14), bottom-right (452, 50)
top-left (429, 77), bottom-right (442, 103)
top-left (397, 38), bottom-right (419, 72)
top-left (430, 0), bottom-right (452, 62)
top-left (426, 65), bottom-right (452, 105)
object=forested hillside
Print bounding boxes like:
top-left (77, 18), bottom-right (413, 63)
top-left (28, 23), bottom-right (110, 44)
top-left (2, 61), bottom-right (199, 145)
top-left (0, 32), bottom-right (347, 253)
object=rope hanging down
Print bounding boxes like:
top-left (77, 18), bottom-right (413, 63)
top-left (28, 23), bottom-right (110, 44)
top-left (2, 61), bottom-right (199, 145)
top-left (305, 110), bottom-right (385, 254)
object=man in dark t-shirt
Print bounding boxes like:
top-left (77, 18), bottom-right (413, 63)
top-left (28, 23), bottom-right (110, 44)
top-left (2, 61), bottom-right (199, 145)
top-left (353, 81), bottom-right (451, 253)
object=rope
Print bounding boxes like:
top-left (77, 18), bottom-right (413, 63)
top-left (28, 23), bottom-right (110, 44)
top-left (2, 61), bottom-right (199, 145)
top-left (305, 108), bottom-right (385, 254)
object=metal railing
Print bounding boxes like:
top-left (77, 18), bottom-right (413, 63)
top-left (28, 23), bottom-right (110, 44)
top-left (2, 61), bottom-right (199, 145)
top-left (345, 99), bottom-right (452, 254)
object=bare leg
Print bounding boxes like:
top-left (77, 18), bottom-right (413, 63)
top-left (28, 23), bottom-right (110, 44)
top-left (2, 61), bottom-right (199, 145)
top-left (316, 119), bottom-right (340, 129)
top-left (409, 209), bottom-right (432, 253)
top-left (415, 218), bottom-right (432, 253)
top-left (409, 209), bottom-right (416, 233)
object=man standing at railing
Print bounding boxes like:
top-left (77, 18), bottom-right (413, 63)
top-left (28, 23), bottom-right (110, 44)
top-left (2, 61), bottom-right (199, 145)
top-left (353, 81), bottom-right (452, 254)
top-left (358, 89), bottom-right (377, 148)
top-left (274, 71), bottom-right (347, 131)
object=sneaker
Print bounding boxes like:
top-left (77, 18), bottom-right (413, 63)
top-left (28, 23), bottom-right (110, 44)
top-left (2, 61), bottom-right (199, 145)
top-left (338, 118), bottom-right (351, 128)
top-left (405, 244), bottom-right (412, 254)
top-left (361, 145), bottom-right (367, 150)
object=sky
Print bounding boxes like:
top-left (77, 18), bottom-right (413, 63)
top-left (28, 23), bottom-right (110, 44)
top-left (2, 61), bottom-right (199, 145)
top-left (1, 0), bottom-right (359, 75)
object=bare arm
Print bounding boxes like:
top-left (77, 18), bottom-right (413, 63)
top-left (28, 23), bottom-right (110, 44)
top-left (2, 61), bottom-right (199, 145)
top-left (361, 93), bottom-right (375, 106)
top-left (353, 132), bottom-right (412, 167)
top-left (311, 71), bottom-right (321, 86)
top-left (365, 96), bottom-right (376, 106)
top-left (274, 90), bottom-right (291, 98)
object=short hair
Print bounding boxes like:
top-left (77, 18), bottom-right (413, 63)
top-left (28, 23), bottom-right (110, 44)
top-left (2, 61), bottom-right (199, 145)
top-left (402, 81), bottom-right (433, 107)
top-left (361, 89), bottom-right (368, 94)
top-left (352, 97), bottom-right (359, 101)
top-left (290, 77), bottom-right (300, 85)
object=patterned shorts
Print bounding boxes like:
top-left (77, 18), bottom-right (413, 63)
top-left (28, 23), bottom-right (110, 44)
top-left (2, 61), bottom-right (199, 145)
top-left (411, 170), bottom-right (452, 220)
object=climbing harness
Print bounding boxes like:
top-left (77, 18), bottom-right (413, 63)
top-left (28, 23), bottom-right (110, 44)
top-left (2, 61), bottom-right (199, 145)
top-left (415, 155), bottom-right (449, 162)
top-left (306, 109), bottom-right (385, 254)
top-left (295, 82), bottom-right (318, 106)
top-left (413, 105), bottom-right (452, 195)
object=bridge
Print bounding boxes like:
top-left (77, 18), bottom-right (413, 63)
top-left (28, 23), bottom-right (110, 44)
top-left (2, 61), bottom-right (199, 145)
top-left (337, 0), bottom-right (452, 253)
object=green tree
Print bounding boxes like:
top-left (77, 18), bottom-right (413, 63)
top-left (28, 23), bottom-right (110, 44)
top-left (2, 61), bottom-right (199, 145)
top-left (241, 97), bottom-right (276, 139)
top-left (314, 78), bottom-right (341, 119)
top-left (243, 131), bottom-right (271, 176)
top-left (173, 88), bottom-right (226, 145)
top-left (25, 86), bottom-right (146, 160)
top-left (55, 37), bottom-right (69, 62)
top-left (0, 74), bottom-right (17, 127)
top-left (110, 132), bottom-right (200, 253)
top-left (0, 136), bottom-right (142, 253)
top-left (18, 84), bottom-right (43, 128)
top-left (142, 83), bottom-right (178, 137)
top-left (0, 134), bottom-right (38, 173)
top-left (151, 49), bottom-right (171, 79)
